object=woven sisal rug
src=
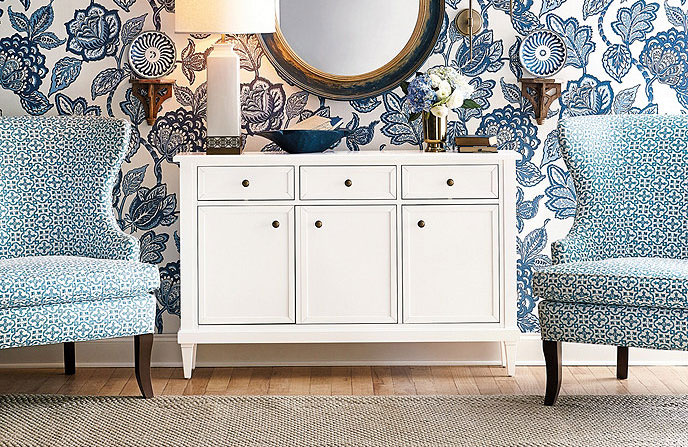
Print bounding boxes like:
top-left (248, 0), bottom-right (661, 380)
top-left (1, 394), bottom-right (687, 446)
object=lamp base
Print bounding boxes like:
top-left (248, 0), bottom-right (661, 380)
top-left (207, 136), bottom-right (243, 155)
top-left (206, 42), bottom-right (241, 152)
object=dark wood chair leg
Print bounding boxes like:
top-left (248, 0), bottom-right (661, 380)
top-left (617, 346), bottom-right (629, 380)
top-left (134, 334), bottom-right (154, 398)
top-left (64, 342), bottom-right (75, 375)
top-left (543, 340), bottom-right (562, 406)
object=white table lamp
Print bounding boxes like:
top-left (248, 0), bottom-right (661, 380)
top-left (176, 0), bottom-right (276, 154)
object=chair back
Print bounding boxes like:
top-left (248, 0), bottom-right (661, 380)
top-left (0, 116), bottom-right (131, 259)
top-left (559, 114), bottom-right (688, 260)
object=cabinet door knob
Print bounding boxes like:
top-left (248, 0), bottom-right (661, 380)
top-left (417, 220), bottom-right (425, 228)
top-left (447, 178), bottom-right (454, 186)
top-left (315, 220), bottom-right (323, 228)
top-left (242, 179), bottom-right (250, 188)
top-left (344, 179), bottom-right (352, 187)
top-left (272, 220), bottom-right (280, 228)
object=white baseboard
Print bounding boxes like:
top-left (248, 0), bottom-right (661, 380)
top-left (2, 334), bottom-right (688, 368)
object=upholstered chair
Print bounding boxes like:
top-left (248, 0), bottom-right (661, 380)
top-left (0, 116), bottom-right (160, 398)
top-left (533, 115), bottom-right (688, 405)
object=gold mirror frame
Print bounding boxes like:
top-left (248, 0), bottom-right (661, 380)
top-left (258, 0), bottom-right (445, 100)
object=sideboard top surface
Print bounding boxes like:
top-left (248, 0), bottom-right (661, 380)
top-left (174, 150), bottom-right (519, 166)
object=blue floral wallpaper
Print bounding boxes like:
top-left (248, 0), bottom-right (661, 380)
top-left (0, 0), bottom-right (682, 333)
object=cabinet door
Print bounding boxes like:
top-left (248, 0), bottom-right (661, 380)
top-left (299, 206), bottom-right (397, 323)
top-left (403, 205), bottom-right (500, 324)
top-left (198, 206), bottom-right (295, 324)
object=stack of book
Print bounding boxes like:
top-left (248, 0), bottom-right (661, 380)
top-left (454, 135), bottom-right (498, 153)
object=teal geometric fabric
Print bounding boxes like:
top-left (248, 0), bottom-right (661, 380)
top-left (539, 301), bottom-right (688, 351)
top-left (0, 116), bottom-right (158, 350)
top-left (550, 115), bottom-right (688, 265)
top-left (0, 116), bottom-right (140, 261)
top-left (2, 0), bottom-right (684, 335)
top-left (0, 295), bottom-right (156, 349)
top-left (536, 115), bottom-right (688, 350)
top-left (533, 257), bottom-right (688, 309)
top-left (0, 256), bottom-right (160, 310)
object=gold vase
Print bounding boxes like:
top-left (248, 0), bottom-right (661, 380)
top-left (422, 111), bottom-right (447, 152)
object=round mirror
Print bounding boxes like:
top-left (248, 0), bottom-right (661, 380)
top-left (259, 0), bottom-right (444, 100)
top-left (279, 0), bottom-right (420, 77)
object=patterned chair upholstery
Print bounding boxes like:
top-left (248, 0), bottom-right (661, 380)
top-left (0, 116), bottom-right (159, 398)
top-left (533, 114), bottom-right (688, 405)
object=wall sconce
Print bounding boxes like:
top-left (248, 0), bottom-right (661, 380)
top-left (454, 0), bottom-right (482, 60)
top-left (456, 0), bottom-right (514, 60)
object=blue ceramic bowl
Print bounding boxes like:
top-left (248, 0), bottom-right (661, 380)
top-left (256, 129), bottom-right (351, 153)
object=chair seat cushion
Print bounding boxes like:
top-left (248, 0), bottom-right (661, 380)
top-left (539, 300), bottom-right (688, 351)
top-left (0, 294), bottom-right (156, 349)
top-left (0, 256), bottom-right (160, 310)
top-left (533, 257), bottom-right (688, 309)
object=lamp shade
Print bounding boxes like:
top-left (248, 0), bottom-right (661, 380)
top-left (175, 0), bottom-right (276, 34)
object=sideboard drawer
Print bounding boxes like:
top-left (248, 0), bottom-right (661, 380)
top-left (401, 165), bottom-right (499, 199)
top-left (300, 166), bottom-right (396, 200)
top-left (198, 166), bottom-right (294, 200)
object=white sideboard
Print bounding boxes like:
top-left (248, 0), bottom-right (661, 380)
top-left (174, 150), bottom-right (519, 378)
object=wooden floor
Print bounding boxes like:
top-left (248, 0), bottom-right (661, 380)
top-left (1, 366), bottom-right (687, 396)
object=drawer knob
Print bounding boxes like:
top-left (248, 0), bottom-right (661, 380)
top-left (344, 179), bottom-right (352, 187)
top-left (447, 179), bottom-right (454, 187)
top-left (242, 179), bottom-right (250, 188)
top-left (417, 220), bottom-right (425, 228)
top-left (272, 220), bottom-right (280, 229)
top-left (315, 220), bottom-right (323, 228)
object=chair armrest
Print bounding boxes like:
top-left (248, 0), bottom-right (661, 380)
top-left (550, 233), bottom-right (594, 264)
top-left (88, 229), bottom-right (141, 262)
top-left (109, 231), bottom-right (141, 261)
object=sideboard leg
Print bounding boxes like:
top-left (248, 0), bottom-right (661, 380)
top-left (503, 341), bottom-right (517, 377)
top-left (181, 343), bottom-right (196, 379)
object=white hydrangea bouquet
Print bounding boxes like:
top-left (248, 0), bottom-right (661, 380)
top-left (401, 66), bottom-right (478, 122)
